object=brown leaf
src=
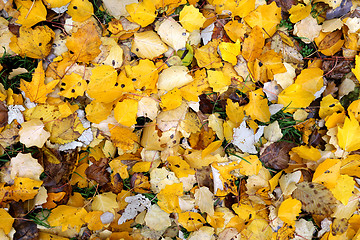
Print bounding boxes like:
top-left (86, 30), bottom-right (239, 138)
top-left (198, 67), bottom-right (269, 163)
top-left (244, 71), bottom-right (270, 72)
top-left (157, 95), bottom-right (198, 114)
top-left (322, 59), bottom-right (353, 80)
top-left (0, 101), bottom-right (8, 127)
top-left (85, 157), bottom-right (110, 186)
top-left (318, 30), bottom-right (342, 50)
top-left (9, 201), bottom-right (39, 240)
top-left (292, 181), bottom-right (340, 217)
top-left (260, 141), bottom-right (297, 170)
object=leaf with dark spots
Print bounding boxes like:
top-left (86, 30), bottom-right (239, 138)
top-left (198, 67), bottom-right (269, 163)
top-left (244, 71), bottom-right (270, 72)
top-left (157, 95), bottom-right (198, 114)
top-left (260, 141), bottom-right (297, 170)
top-left (85, 157), bottom-right (110, 186)
top-left (322, 59), bottom-right (353, 80)
top-left (195, 166), bottom-right (214, 192)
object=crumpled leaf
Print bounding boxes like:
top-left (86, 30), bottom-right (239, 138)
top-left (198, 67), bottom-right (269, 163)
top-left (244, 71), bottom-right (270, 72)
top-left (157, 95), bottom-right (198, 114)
top-left (278, 197), bottom-right (302, 225)
top-left (10, 26), bottom-right (55, 59)
top-left (232, 120), bottom-right (264, 154)
top-left (47, 205), bottom-right (87, 232)
top-left (179, 5), bottom-right (206, 32)
top-left (15, 0), bottom-right (46, 27)
top-left (19, 119), bottom-right (50, 148)
top-left (20, 61), bottom-right (59, 104)
top-left (118, 194), bottom-right (151, 224)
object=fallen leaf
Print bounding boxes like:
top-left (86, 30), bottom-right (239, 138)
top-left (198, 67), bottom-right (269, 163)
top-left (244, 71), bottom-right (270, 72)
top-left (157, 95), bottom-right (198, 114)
top-left (278, 197), bottom-right (302, 225)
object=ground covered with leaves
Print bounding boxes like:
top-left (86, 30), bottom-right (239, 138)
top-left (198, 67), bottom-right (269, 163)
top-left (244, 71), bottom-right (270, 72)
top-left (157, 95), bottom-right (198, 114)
top-left (1, 0), bottom-right (360, 239)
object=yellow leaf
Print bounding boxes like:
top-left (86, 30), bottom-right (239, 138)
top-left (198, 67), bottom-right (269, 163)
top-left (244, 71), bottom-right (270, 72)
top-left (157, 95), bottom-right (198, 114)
top-left (58, 73), bottom-right (87, 98)
top-left (244, 88), bottom-right (270, 122)
top-left (15, 0), bottom-right (46, 27)
top-left (92, 192), bottom-right (119, 212)
top-left (202, 140), bottom-right (222, 159)
top-left (178, 211), bottom-right (205, 231)
top-left (179, 69), bottom-right (209, 102)
top-left (43, 192), bottom-right (66, 209)
top-left (337, 113), bottom-right (360, 152)
top-left (132, 162), bottom-right (151, 172)
top-left (278, 83), bottom-right (315, 113)
top-left (269, 170), bottom-right (283, 192)
top-left (291, 145), bottom-right (322, 161)
top-left (131, 31), bottom-right (168, 59)
top-left (126, 0), bottom-right (156, 27)
top-left (226, 99), bottom-right (244, 125)
top-left (289, 4), bottom-right (311, 23)
top-left (160, 88), bottom-right (182, 111)
top-left (70, 163), bottom-right (89, 188)
top-left (125, 59), bottom-right (158, 92)
top-left (84, 211), bottom-right (104, 231)
top-left (58, 102), bottom-right (79, 118)
top-left (242, 25), bottom-right (264, 62)
top-left (258, 50), bottom-right (286, 80)
top-left (224, 20), bottom-right (247, 42)
top-left (348, 99), bottom-right (360, 122)
top-left (319, 94), bottom-right (344, 119)
top-left (352, 55), bottom-right (360, 82)
top-left (0, 208), bottom-right (14, 234)
top-left (278, 198), bottom-right (302, 225)
top-left (207, 69), bottom-right (231, 93)
top-left (295, 68), bottom-right (323, 95)
top-left (0, 177), bottom-right (43, 202)
top-left (244, 1), bottom-right (281, 37)
top-left (47, 205), bottom-right (87, 232)
top-left (340, 154), bottom-right (360, 178)
top-left (313, 158), bottom-right (341, 189)
top-left (179, 5), bottom-right (206, 32)
top-left (67, 0), bottom-right (94, 22)
top-left (114, 99), bottom-right (138, 127)
top-left (87, 65), bottom-right (121, 103)
top-left (314, 0), bottom-right (341, 9)
top-left (239, 155), bottom-right (262, 176)
top-left (19, 119), bottom-right (50, 148)
top-left (167, 156), bottom-right (195, 178)
top-left (109, 124), bottom-right (138, 151)
top-left (85, 101), bottom-right (113, 124)
top-left (157, 183), bottom-right (183, 213)
top-left (219, 40), bottom-right (241, 65)
top-left (194, 40), bottom-right (222, 69)
top-left (20, 61), bottom-right (59, 104)
top-left (109, 159), bottom-right (129, 179)
top-left (206, 211), bottom-right (225, 228)
top-left (330, 175), bottom-right (355, 205)
top-left (48, 113), bottom-right (85, 144)
top-left (10, 26), bottom-right (55, 59)
top-left (65, 21), bottom-right (101, 62)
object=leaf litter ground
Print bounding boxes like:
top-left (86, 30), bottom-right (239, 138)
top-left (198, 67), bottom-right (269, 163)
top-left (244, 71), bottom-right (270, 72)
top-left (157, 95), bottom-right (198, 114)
top-left (1, 0), bottom-right (360, 239)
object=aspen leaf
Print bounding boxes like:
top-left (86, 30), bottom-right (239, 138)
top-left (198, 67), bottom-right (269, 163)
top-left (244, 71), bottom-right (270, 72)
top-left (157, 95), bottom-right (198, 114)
top-left (278, 198), bottom-right (302, 225)
top-left (313, 158), bottom-right (341, 188)
top-left (158, 66), bottom-right (193, 91)
top-left (352, 55), bottom-right (360, 82)
top-left (114, 99), bottom-right (138, 127)
top-left (207, 69), bottom-right (231, 93)
top-left (295, 68), bottom-right (323, 95)
top-left (157, 18), bottom-right (189, 51)
top-left (224, 20), bottom-right (247, 42)
top-left (48, 113), bottom-right (85, 144)
top-left (125, 59), bottom-right (158, 91)
top-left (65, 21), bottom-right (101, 62)
top-left (278, 83), bottom-right (315, 113)
top-left (194, 40), bottom-right (223, 69)
top-left (0, 208), bottom-right (14, 235)
top-left (19, 119), bottom-right (50, 148)
top-left (264, 121), bottom-right (283, 142)
top-left (47, 205), bottom-right (87, 232)
top-left (291, 145), bottom-right (321, 161)
top-left (10, 26), bottom-right (55, 59)
top-left (118, 194), bottom-right (151, 224)
top-left (160, 88), bottom-right (182, 111)
top-left (319, 94), bottom-right (344, 119)
top-left (92, 192), bottom-right (118, 212)
top-left (109, 159), bottom-right (129, 179)
top-left (194, 187), bottom-right (214, 216)
top-left (244, 2), bottom-right (281, 37)
top-left (20, 62), bottom-right (59, 104)
top-left (348, 99), bottom-right (360, 122)
top-left (109, 124), bottom-right (138, 151)
top-left (131, 31), bottom-right (168, 59)
top-left (43, 192), bottom-right (66, 209)
top-left (167, 156), bottom-right (195, 178)
top-left (330, 175), bottom-right (355, 205)
top-left (126, 0), bottom-right (156, 27)
top-left (337, 113), bottom-right (360, 152)
top-left (84, 211), bottom-right (104, 231)
top-left (0, 177), bottom-right (43, 202)
top-left (293, 16), bottom-right (321, 44)
top-left (157, 183), bottom-right (183, 213)
top-left (15, 0), bottom-right (46, 27)
top-left (178, 211), bottom-right (206, 231)
top-left (67, 0), bottom-right (94, 22)
top-left (232, 120), bottom-right (264, 154)
top-left (239, 155), bottom-right (262, 176)
top-left (219, 40), bottom-right (241, 65)
top-left (85, 101), bottom-right (113, 124)
top-left (226, 99), bottom-right (244, 125)
top-left (145, 204), bottom-right (171, 231)
top-left (242, 25), bottom-right (264, 62)
top-left (179, 5), bottom-right (206, 32)
top-left (289, 4), bottom-right (311, 23)
top-left (59, 73), bottom-right (87, 98)
top-left (244, 88), bottom-right (271, 122)
top-left (340, 154), bottom-right (360, 178)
